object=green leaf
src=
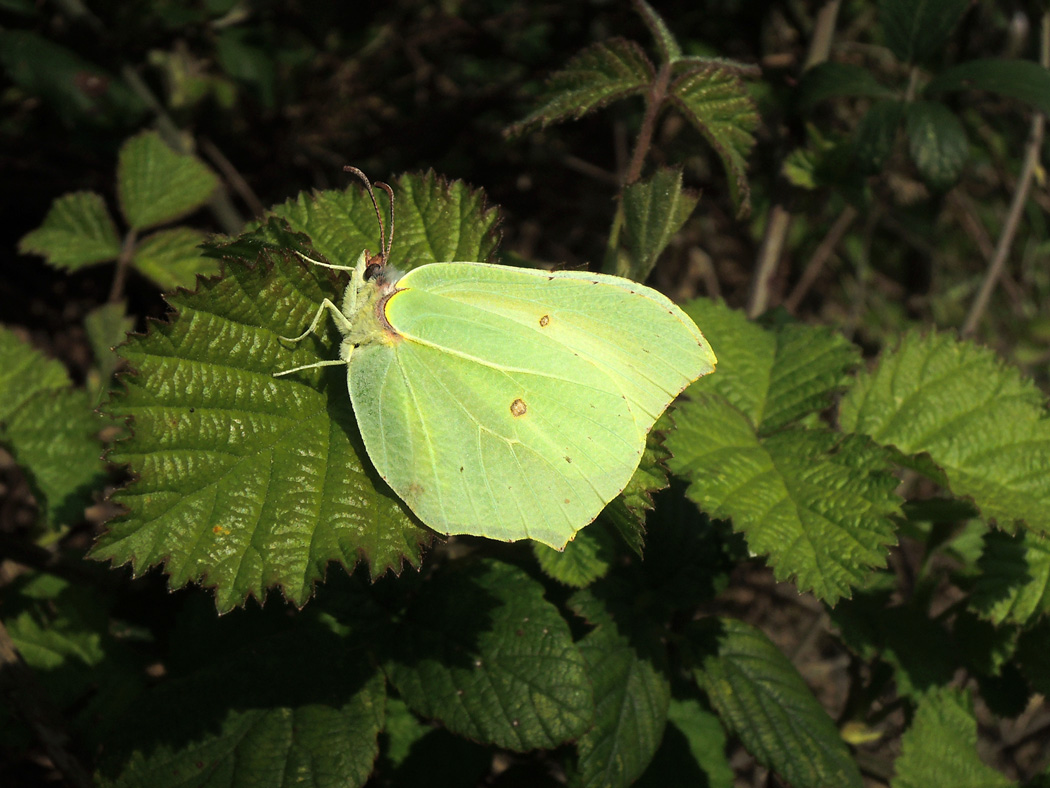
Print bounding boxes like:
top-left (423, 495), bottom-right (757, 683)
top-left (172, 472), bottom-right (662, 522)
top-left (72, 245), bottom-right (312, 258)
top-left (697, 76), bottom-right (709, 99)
top-left (830, 590), bottom-right (957, 699)
top-left (797, 62), bottom-right (897, 109)
top-left (132, 226), bottom-right (219, 291)
top-left (384, 560), bottom-right (593, 751)
top-left (18, 191), bottom-right (121, 270)
top-left (117, 131), bottom-right (219, 231)
top-left (632, 0), bottom-right (681, 63)
top-left (690, 617), bottom-right (863, 788)
top-left (616, 167), bottom-right (699, 282)
top-left (668, 394), bottom-right (899, 603)
top-left (839, 331), bottom-right (1050, 536)
top-left (534, 520), bottom-right (617, 588)
top-left (0, 30), bottom-right (145, 125)
top-left (569, 589), bottom-right (670, 788)
top-left (905, 101), bottom-right (967, 190)
top-left (880, 0), bottom-right (970, 66)
top-left (0, 326), bottom-right (70, 421)
top-left (925, 58), bottom-right (1050, 116)
top-left (678, 299), bottom-right (860, 434)
top-left (854, 100), bottom-right (904, 173)
top-left (93, 249), bottom-right (430, 612)
top-left (0, 329), bottom-right (105, 526)
top-left (84, 302), bottom-right (134, 400)
top-left (3, 388), bottom-right (106, 527)
top-left (890, 689), bottom-right (1012, 788)
top-left (668, 66), bottom-right (759, 218)
top-left (635, 697), bottom-right (733, 788)
top-left (971, 531), bottom-right (1050, 626)
top-left (270, 170), bottom-right (502, 274)
top-left (506, 38), bottom-right (654, 136)
top-left (98, 624), bottom-right (385, 788)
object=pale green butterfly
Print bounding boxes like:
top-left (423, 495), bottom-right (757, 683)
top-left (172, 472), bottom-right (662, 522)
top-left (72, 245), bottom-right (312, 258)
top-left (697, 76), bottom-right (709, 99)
top-left (275, 168), bottom-right (716, 549)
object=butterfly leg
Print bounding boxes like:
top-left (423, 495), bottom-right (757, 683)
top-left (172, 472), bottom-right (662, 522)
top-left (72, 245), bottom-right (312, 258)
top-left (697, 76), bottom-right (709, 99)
top-left (277, 298), bottom-right (352, 343)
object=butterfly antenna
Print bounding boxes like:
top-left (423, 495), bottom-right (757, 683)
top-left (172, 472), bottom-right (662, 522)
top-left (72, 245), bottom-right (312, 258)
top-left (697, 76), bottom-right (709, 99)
top-left (375, 181), bottom-right (395, 262)
top-left (344, 166), bottom-right (387, 262)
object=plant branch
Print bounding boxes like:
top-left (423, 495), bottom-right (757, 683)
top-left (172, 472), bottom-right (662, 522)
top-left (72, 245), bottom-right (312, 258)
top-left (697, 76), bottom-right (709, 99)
top-left (784, 204), bottom-right (858, 313)
top-left (108, 227), bottom-right (139, 303)
top-left (624, 61), bottom-right (672, 186)
top-left (961, 12), bottom-right (1049, 337)
top-left (747, 0), bottom-right (842, 317)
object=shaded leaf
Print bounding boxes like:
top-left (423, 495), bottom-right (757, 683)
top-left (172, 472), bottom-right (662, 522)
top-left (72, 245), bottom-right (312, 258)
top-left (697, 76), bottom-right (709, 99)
top-left (854, 100), bottom-right (904, 173)
top-left (840, 331), bottom-right (1050, 536)
top-left (905, 101), bottom-right (967, 190)
top-left (569, 589), bottom-right (670, 788)
top-left (635, 697), bottom-right (733, 788)
top-left (18, 191), bottom-right (121, 270)
top-left (117, 131), bottom-right (219, 231)
top-left (616, 167), bottom-right (699, 282)
top-left (971, 530), bottom-right (1050, 626)
top-left (797, 62), bottom-right (896, 109)
top-left (132, 226), bottom-right (220, 291)
top-left (534, 520), bottom-right (618, 588)
top-left (98, 623), bottom-right (385, 788)
top-left (0, 326), bottom-right (70, 421)
top-left (890, 688), bottom-right (1011, 788)
top-left (384, 560), bottom-right (593, 751)
top-left (383, 697), bottom-right (492, 785)
top-left (667, 394), bottom-right (899, 603)
top-left (926, 58), bottom-right (1050, 116)
top-left (506, 39), bottom-right (654, 136)
top-left (668, 66), bottom-right (758, 218)
top-left (880, 0), bottom-right (970, 66)
top-left (690, 617), bottom-right (863, 788)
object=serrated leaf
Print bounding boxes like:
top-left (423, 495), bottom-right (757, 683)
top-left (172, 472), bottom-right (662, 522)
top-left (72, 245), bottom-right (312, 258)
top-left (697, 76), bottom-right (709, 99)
top-left (506, 38), bottom-right (654, 136)
top-left (569, 589), bottom-right (670, 788)
top-left (854, 99), bottom-right (904, 173)
top-left (668, 66), bottom-right (758, 218)
top-left (880, 0), bottom-right (970, 66)
top-left (890, 688), bottom-right (1012, 788)
top-left (93, 247), bottom-right (430, 612)
top-left (690, 617), bottom-right (863, 788)
top-left (0, 326), bottom-right (70, 421)
top-left (633, 0), bottom-right (681, 63)
top-left (830, 590), bottom-right (957, 699)
top-left (971, 531), bottom-right (1050, 626)
top-left (667, 393), bottom-right (899, 603)
top-left (384, 560), bottom-right (593, 751)
top-left (534, 521), bottom-right (617, 588)
top-left (925, 58), bottom-right (1050, 116)
top-left (3, 388), bottom-right (106, 527)
top-left (616, 167), bottom-right (699, 282)
top-left (98, 625), bottom-right (385, 788)
top-left (679, 299), bottom-right (860, 433)
top-left (270, 170), bottom-right (501, 274)
top-left (85, 302), bottom-right (134, 401)
top-left (797, 62), bottom-right (897, 109)
top-left (635, 697), bottom-right (733, 788)
top-left (117, 130), bottom-right (219, 231)
top-left (839, 331), bottom-right (1050, 536)
top-left (905, 101), bottom-right (967, 190)
top-left (18, 191), bottom-right (121, 270)
top-left (132, 226), bottom-right (219, 291)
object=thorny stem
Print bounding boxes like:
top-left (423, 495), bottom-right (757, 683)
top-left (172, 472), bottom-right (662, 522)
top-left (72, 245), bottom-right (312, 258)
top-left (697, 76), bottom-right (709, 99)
top-left (603, 61), bottom-right (672, 275)
top-left (962, 12), bottom-right (1049, 337)
top-left (747, 0), bottom-right (842, 317)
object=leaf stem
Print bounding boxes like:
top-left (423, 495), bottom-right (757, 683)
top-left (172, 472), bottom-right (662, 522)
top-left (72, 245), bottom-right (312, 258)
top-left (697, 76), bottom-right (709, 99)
top-left (961, 11), bottom-right (1049, 337)
top-left (108, 228), bottom-right (138, 303)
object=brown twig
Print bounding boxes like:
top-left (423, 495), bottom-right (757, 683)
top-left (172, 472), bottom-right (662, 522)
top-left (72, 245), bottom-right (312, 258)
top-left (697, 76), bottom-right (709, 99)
top-left (747, 0), bottom-right (843, 317)
top-left (961, 12), bottom-right (1049, 337)
top-left (784, 204), bottom-right (858, 313)
top-left (199, 136), bottom-right (266, 218)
